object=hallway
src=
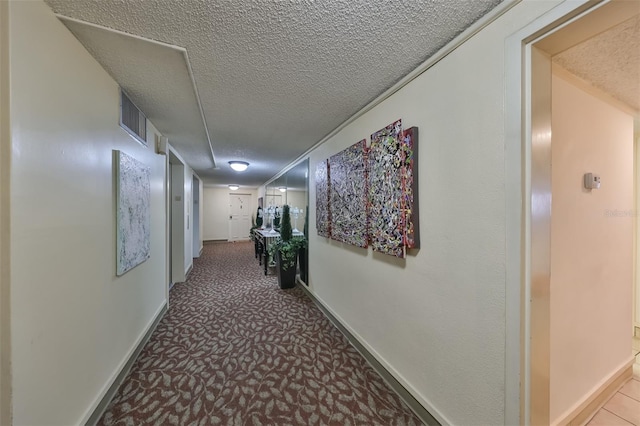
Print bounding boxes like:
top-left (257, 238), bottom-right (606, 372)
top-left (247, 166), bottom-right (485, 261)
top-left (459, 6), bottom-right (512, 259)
top-left (99, 242), bottom-right (422, 425)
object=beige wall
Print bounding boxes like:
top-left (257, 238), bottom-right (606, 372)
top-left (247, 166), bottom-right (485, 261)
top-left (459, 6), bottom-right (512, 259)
top-left (290, 1), bottom-right (565, 424)
top-left (0, 0), bottom-right (11, 423)
top-left (549, 71), bottom-right (634, 423)
top-left (285, 189), bottom-right (306, 210)
top-left (9, 2), bottom-right (167, 424)
top-left (285, 190), bottom-right (307, 233)
top-left (636, 131), bottom-right (640, 330)
top-left (203, 187), bottom-right (258, 240)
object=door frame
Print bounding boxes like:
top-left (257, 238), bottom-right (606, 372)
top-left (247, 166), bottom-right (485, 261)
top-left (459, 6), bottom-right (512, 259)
top-left (168, 150), bottom-right (186, 285)
top-left (192, 176), bottom-right (201, 257)
top-left (636, 134), bottom-right (640, 334)
top-left (506, 0), bottom-right (636, 423)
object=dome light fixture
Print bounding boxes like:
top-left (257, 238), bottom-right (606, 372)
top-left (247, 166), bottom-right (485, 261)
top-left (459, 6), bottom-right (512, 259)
top-left (229, 161), bottom-right (249, 172)
top-left (278, 187), bottom-right (287, 193)
top-left (228, 185), bottom-right (239, 191)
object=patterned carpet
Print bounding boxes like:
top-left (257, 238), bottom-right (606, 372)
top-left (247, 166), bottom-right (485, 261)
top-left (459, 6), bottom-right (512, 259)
top-left (100, 241), bottom-right (422, 425)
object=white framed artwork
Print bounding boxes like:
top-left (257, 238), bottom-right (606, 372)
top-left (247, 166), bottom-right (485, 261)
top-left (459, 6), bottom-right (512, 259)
top-left (115, 150), bottom-right (151, 275)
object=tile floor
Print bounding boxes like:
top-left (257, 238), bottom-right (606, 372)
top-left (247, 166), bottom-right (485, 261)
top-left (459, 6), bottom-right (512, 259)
top-left (586, 337), bottom-right (640, 425)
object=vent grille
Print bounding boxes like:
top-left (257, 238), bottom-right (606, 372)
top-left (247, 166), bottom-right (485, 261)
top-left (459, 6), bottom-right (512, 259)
top-left (120, 90), bottom-right (147, 145)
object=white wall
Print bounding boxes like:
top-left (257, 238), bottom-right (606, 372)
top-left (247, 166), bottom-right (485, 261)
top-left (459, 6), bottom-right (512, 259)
top-left (0, 1), bottom-right (11, 423)
top-left (9, 2), bottom-right (167, 424)
top-left (277, 1), bottom-right (568, 424)
top-left (192, 176), bottom-right (202, 257)
top-left (550, 71), bottom-right (634, 423)
top-left (183, 165), bottom-right (193, 270)
top-left (203, 187), bottom-right (257, 240)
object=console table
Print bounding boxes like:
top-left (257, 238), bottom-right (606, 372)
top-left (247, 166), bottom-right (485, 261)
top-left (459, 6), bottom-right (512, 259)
top-left (254, 229), bottom-right (304, 275)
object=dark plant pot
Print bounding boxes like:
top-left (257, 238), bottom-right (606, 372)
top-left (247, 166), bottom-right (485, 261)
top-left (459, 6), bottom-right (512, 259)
top-left (275, 250), bottom-right (297, 289)
top-left (298, 247), bottom-right (307, 284)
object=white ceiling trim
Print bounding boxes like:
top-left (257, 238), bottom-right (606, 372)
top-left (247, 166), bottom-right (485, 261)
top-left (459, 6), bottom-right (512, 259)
top-left (181, 48), bottom-right (216, 168)
top-left (56, 14), bottom-right (216, 168)
top-left (263, 0), bottom-right (522, 189)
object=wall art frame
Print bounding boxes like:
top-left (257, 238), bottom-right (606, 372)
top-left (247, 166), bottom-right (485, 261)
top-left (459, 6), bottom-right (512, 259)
top-left (115, 150), bottom-right (151, 275)
top-left (315, 159), bottom-right (331, 238)
top-left (329, 140), bottom-right (368, 248)
top-left (368, 119), bottom-right (420, 258)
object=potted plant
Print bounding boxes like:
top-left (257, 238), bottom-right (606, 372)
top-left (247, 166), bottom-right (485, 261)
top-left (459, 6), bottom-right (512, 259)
top-left (269, 205), bottom-right (303, 289)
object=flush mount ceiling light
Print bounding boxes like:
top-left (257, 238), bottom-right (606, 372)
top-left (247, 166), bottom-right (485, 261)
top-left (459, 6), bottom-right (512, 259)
top-left (278, 187), bottom-right (287, 193)
top-left (228, 185), bottom-right (239, 191)
top-left (228, 161), bottom-right (249, 172)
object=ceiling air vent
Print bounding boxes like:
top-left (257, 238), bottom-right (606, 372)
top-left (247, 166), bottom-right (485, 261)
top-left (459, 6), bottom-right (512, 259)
top-left (120, 90), bottom-right (147, 146)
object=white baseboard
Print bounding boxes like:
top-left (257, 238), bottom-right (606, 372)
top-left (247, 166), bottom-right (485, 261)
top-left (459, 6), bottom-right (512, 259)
top-left (298, 284), bottom-right (445, 425)
top-left (79, 302), bottom-right (167, 426)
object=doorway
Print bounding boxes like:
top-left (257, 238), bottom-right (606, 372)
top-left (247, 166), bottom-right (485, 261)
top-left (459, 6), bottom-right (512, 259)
top-left (169, 151), bottom-right (186, 284)
top-left (168, 160), bottom-right (172, 290)
top-left (521, 1), bottom-right (640, 424)
top-left (228, 193), bottom-right (251, 241)
top-left (192, 176), bottom-right (201, 258)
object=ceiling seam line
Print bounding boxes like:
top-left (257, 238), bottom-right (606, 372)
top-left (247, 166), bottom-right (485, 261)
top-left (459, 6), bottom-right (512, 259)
top-left (54, 13), bottom-right (217, 169)
top-left (182, 49), bottom-right (217, 169)
top-left (55, 14), bottom-right (185, 51)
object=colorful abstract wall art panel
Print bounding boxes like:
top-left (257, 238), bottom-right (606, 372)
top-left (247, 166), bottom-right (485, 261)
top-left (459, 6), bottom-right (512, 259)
top-left (329, 140), bottom-right (368, 248)
top-left (115, 150), bottom-right (151, 275)
top-left (402, 127), bottom-right (420, 250)
top-left (315, 159), bottom-right (331, 238)
top-left (315, 119), bottom-right (419, 258)
top-left (369, 119), bottom-right (416, 258)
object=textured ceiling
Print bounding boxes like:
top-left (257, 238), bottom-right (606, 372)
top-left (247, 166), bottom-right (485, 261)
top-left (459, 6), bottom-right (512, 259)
top-left (45, 0), bottom-right (503, 187)
top-left (554, 14), bottom-right (640, 113)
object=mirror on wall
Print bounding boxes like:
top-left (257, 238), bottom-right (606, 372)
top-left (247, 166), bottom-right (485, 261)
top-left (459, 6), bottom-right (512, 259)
top-left (284, 160), bottom-right (308, 237)
top-left (284, 159), bottom-right (309, 285)
top-left (263, 181), bottom-right (279, 230)
top-left (263, 159), bottom-right (309, 284)
top-left (265, 175), bottom-right (286, 229)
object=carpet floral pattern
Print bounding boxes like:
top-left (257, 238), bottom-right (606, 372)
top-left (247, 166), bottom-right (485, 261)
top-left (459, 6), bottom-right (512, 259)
top-left (100, 241), bottom-right (422, 425)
